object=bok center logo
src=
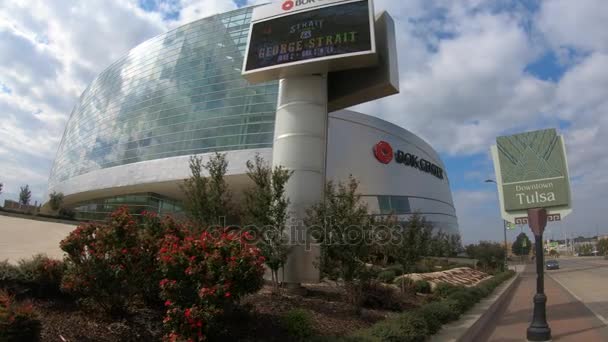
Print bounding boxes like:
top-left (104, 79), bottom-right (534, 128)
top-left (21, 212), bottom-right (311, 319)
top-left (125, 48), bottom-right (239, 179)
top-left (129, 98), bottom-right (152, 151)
top-left (373, 141), bottom-right (393, 164)
top-left (282, 0), bottom-right (322, 11)
top-left (282, 0), bottom-right (295, 11)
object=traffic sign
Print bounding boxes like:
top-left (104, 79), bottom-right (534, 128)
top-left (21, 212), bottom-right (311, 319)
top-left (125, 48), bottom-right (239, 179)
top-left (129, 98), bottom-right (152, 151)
top-left (491, 129), bottom-right (572, 223)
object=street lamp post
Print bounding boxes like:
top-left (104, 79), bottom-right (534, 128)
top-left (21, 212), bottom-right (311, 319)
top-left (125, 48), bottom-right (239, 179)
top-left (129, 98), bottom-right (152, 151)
top-left (486, 179), bottom-right (509, 271)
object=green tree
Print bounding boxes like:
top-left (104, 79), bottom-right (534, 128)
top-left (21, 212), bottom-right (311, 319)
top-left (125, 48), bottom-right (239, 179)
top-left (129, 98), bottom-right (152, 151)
top-left (19, 185), bottom-right (32, 206)
top-left (48, 191), bottom-right (64, 211)
top-left (448, 234), bottom-right (462, 257)
top-left (0, 182), bottom-right (3, 196)
top-left (575, 243), bottom-right (594, 256)
top-left (428, 230), bottom-right (448, 257)
top-left (305, 176), bottom-right (372, 310)
top-left (466, 241), bottom-right (506, 272)
top-left (511, 233), bottom-right (532, 256)
top-left (243, 154), bottom-right (293, 293)
top-left (597, 239), bottom-right (608, 257)
top-left (181, 153), bottom-right (232, 227)
top-left (391, 213), bottom-right (433, 293)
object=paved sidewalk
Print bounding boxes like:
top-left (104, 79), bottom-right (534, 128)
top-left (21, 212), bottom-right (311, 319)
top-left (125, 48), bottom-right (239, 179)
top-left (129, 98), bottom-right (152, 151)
top-left (478, 265), bottom-right (608, 341)
top-left (0, 215), bottom-right (75, 263)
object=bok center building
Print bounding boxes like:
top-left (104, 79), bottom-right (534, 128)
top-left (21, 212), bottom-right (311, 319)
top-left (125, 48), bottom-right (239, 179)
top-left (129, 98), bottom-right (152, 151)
top-left (47, 6), bottom-right (459, 237)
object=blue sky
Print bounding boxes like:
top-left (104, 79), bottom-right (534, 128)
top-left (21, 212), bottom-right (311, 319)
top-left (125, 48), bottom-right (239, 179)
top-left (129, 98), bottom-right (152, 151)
top-left (0, 0), bottom-right (607, 244)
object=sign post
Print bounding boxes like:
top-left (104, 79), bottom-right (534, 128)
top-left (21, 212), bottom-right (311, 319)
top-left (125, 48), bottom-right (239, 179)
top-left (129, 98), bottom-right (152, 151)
top-left (491, 128), bottom-right (572, 342)
top-left (243, 0), bottom-right (395, 288)
top-left (527, 208), bottom-right (551, 341)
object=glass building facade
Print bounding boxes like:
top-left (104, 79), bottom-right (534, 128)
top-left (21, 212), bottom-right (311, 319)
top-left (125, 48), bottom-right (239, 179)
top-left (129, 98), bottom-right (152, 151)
top-left (72, 193), bottom-right (183, 221)
top-left (47, 8), bottom-right (459, 237)
top-left (49, 7), bottom-right (278, 189)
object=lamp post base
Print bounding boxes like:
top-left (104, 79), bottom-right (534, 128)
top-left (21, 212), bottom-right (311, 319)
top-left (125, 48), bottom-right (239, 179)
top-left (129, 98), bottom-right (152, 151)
top-left (527, 294), bottom-right (551, 341)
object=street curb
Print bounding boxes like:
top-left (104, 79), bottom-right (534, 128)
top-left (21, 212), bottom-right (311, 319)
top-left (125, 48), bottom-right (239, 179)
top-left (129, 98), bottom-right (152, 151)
top-left (430, 271), bottom-right (521, 342)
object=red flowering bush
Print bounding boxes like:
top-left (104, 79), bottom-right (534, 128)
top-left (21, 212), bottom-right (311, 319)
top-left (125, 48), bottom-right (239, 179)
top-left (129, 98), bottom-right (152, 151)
top-left (0, 289), bottom-right (41, 341)
top-left (60, 207), bottom-right (185, 314)
top-left (158, 230), bottom-right (265, 341)
top-left (16, 254), bottom-right (64, 297)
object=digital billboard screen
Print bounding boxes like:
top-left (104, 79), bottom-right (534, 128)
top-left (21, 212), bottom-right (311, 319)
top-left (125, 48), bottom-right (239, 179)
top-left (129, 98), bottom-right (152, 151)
top-left (244, 0), bottom-right (373, 72)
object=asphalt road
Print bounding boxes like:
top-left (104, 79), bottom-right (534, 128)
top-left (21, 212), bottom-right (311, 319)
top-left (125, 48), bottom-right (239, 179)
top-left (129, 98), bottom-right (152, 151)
top-left (547, 256), bottom-right (608, 326)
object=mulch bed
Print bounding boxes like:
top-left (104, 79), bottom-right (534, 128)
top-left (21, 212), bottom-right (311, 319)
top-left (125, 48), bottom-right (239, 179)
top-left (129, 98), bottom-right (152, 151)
top-left (29, 282), bottom-right (424, 341)
top-left (34, 298), bottom-right (163, 342)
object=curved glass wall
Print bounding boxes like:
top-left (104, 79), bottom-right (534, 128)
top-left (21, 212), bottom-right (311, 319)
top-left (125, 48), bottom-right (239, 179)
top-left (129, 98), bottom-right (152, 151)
top-left (72, 193), bottom-right (183, 222)
top-left (49, 7), bottom-right (278, 188)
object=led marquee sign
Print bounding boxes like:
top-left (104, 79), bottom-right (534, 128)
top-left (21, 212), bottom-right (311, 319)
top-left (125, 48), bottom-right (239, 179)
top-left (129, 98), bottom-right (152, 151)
top-left (242, 0), bottom-right (376, 83)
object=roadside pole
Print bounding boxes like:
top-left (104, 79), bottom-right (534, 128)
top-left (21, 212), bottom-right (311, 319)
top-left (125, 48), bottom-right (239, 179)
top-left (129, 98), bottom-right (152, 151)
top-left (503, 219), bottom-right (508, 270)
top-left (490, 128), bottom-right (572, 342)
top-left (527, 208), bottom-right (551, 341)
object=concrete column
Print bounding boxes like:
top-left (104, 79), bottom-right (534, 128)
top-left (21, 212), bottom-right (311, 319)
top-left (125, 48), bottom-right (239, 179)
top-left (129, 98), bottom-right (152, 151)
top-left (272, 75), bottom-right (326, 285)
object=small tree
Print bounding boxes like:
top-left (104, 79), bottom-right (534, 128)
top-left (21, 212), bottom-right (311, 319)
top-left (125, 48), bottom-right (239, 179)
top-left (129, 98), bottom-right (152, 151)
top-left (575, 243), bottom-right (593, 256)
top-left (597, 239), bottom-right (608, 257)
top-left (243, 154), bottom-right (293, 292)
top-left (447, 234), bottom-right (462, 257)
top-left (305, 176), bottom-right (372, 310)
top-left (19, 185), bottom-right (32, 206)
top-left (390, 213), bottom-right (432, 293)
top-left (0, 182), bottom-right (3, 196)
top-left (512, 233), bottom-right (531, 256)
top-left (181, 153), bottom-right (232, 227)
top-left (466, 241), bottom-right (505, 272)
top-left (48, 191), bottom-right (64, 211)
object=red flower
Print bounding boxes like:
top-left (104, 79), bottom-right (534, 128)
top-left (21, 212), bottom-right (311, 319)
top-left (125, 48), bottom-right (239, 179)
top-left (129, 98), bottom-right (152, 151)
top-left (160, 279), bottom-right (170, 287)
top-left (184, 308), bottom-right (191, 318)
top-left (122, 248), bottom-right (128, 254)
top-left (164, 300), bottom-right (172, 307)
top-left (225, 292), bottom-right (231, 298)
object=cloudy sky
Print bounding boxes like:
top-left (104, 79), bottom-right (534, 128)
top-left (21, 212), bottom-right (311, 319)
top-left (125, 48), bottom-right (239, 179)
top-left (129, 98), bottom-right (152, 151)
top-left (0, 0), bottom-right (606, 243)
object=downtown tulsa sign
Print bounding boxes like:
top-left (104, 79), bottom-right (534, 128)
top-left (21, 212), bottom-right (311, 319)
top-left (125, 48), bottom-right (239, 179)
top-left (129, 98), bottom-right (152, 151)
top-left (491, 128), bottom-right (572, 220)
top-left (373, 141), bottom-right (444, 180)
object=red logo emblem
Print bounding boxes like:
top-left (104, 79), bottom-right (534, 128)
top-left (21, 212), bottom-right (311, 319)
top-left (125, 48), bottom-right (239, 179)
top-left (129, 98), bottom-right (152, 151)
top-left (373, 141), bottom-right (393, 164)
top-left (282, 0), bottom-right (294, 11)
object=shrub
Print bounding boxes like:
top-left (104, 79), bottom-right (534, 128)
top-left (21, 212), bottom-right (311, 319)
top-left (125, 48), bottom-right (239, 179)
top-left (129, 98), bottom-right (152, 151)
top-left (419, 301), bottom-right (459, 325)
top-left (58, 208), bottom-right (76, 220)
top-left (371, 313), bottom-right (429, 342)
top-left (16, 255), bottom-right (64, 297)
top-left (158, 229), bottom-right (265, 341)
top-left (0, 290), bottom-right (41, 342)
top-left (361, 281), bottom-right (406, 311)
top-left (394, 276), bottom-right (413, 289)
top-left (282, 309), bottom-right (314, 340)
top-left (433, 282), bottom-right (460, 298)
top-left (377, 270), bottom-right (396, 284)
top-left (413, 280), bottom-right (431, 294)
top-left (60, 208), bottom-right (182, 314)
top-left (385, 264), bottom-right (404, 277)
top-left (446, 288), bottom-right (478, 313)
top-left (0, 261), bottom-right (20, 289)
top-left (416, 307), bottom-right (442, 335)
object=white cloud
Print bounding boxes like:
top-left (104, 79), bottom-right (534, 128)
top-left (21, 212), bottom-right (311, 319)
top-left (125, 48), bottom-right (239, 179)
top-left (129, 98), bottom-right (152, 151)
top-left (538, 0), bottom-right (608, 53)
top-left (357, 2), bottom-right (554, 155)
top-left (0, 0), bottom-right (606, 242)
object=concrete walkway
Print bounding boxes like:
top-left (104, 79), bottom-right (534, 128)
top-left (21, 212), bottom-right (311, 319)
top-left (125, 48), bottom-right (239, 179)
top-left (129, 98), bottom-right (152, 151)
top-left (0, 215), bottom-right (76, 263)
top-left (479, 265), bottom-right (608, 341)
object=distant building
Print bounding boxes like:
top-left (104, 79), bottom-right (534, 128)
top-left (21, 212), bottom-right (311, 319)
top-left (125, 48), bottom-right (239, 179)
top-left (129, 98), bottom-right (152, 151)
top-left (3, 200), bottom-right (39, 215)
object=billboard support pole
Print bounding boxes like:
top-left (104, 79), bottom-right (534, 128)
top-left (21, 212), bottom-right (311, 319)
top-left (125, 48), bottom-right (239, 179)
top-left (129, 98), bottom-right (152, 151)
top-left (503, 219), bottom-right (508, 271)
top-left (527, 208), bottom-right (552, 342)
top-left (273, 75), bottom-right (326, 288)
